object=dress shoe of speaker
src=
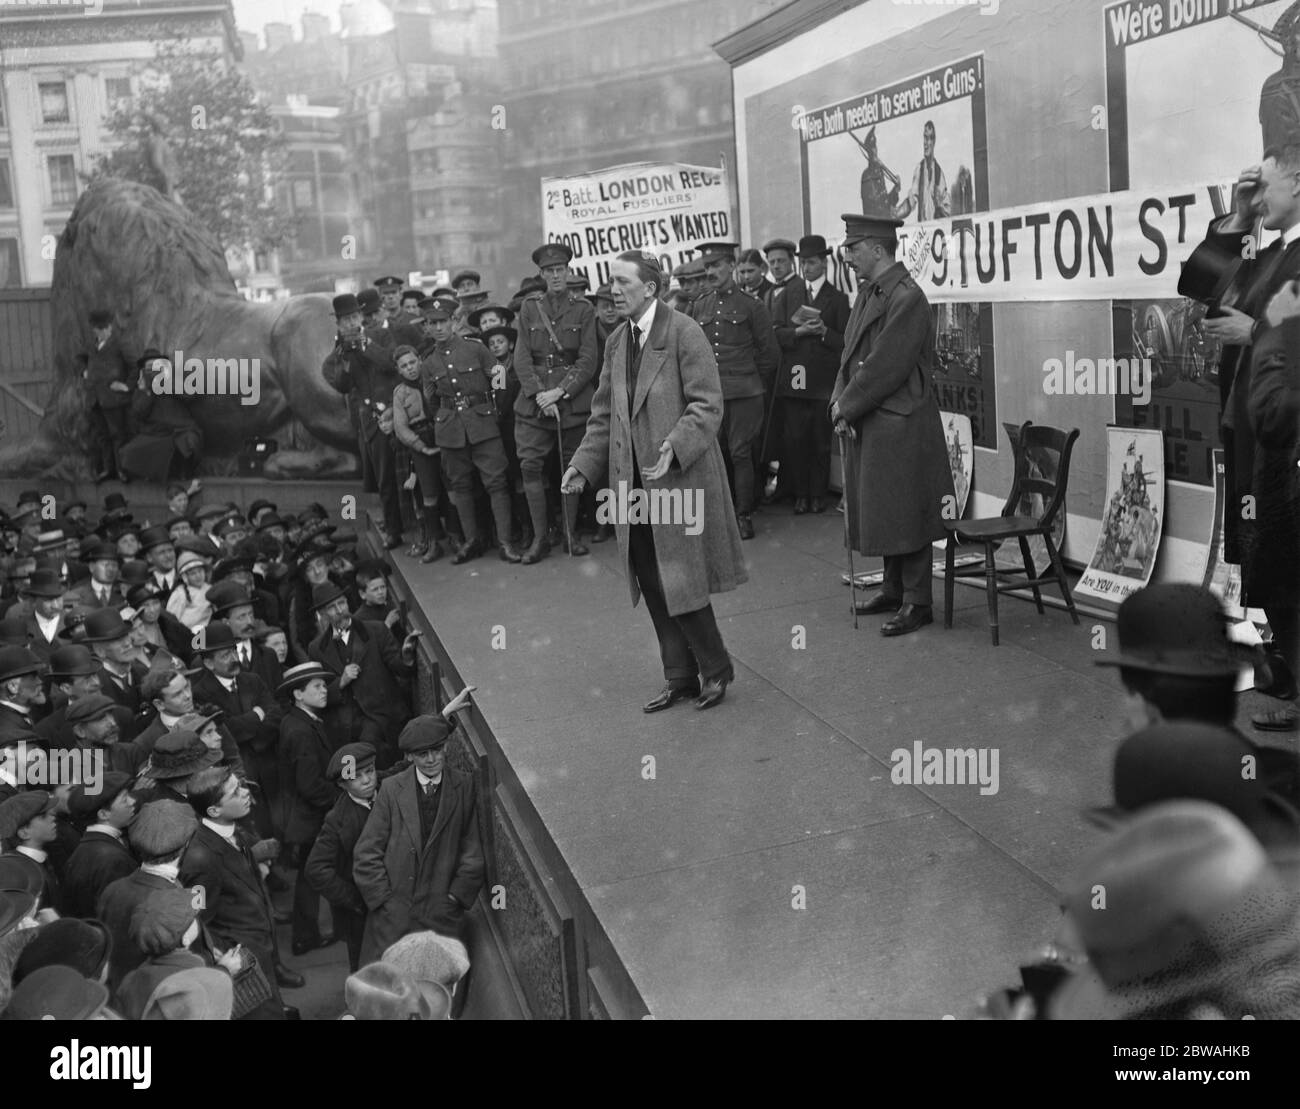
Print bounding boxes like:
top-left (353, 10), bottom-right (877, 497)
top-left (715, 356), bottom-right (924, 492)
top-left (881, 604), bottom-right (933, 637)
top-left (811, 497), bottom-right (826, 514)
top-left (1252, 705), bottom-right (1300, 732)
top-left (420, 540), bottom-right (446, 564)
top-left (737, 514), bottom-right (755, 540)
top-left (275, 964), bottom-right (306, 990)
top-left (793, 497), bottom-right (809, 515)
top-left (291, 935), bottom-right (335, 957)
top-left (561, 532), bottom-right (589, 556)
top-left (643, 683), bottom-right (700, 713)
top-left (695, 676), bottom-right (729, 710)
top-left (382, 531), bottom-right (402, 551)
top-left (499, 541), bottom-right (523, 563)
top-left (592, 523), bottom-right (615, 543)
top-left (451, 536), bottom-right (484, 565)
top-left (521, 537), bottom-right (550, 565)
top-left (1256, 650), bottom-right (1298, 701)
top-left (853, 592), bottom-right (901, 616)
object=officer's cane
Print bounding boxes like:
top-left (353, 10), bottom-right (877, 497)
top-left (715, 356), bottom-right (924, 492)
top-left (838, 428), bottom-right (858, 630)
top-left (554, 409), bottom-right (575, 557)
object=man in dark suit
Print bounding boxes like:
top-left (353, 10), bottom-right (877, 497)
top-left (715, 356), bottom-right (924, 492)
top-left (208, 580), bottom-right (282, 692)
top-left (1195, 151), bottom-right (1300, 731)
top-left (83, 608), bottom-right (149, 735)
top-left (305, 741), bottom-right (377, 972)
top-left (565, 251), bottom-right (748, 712)
top-left (772, 234), bottom-right (852, 514)
top-left (830, 213), bottom-right (955, 637)
top-left (59, 772), bottom-right (138, 918)
top-left (66, 541), bottom-right (125, 610)
top-left (276, 662), bottom-right (338, 957)
top-left (181, 765), bottom-right (300, 1016)
top-left (67, 693), bottom-right (151, 776)
top-left (0, 645), bottom-right (47, 740)
top-left (83, 308), bottom-right (133, 482)
top-left (190, 621), bottom-right (282, 838)
top-left (307, 582), bottom-right (417, 763)
top-left (38, 644), bottom-right (131, 751)
top-left (21, 569), bottom-right (67, 663)
top-left (352, 717), bottom-right (484, 966)
top-left (762, 238), bottom-right (800, 315)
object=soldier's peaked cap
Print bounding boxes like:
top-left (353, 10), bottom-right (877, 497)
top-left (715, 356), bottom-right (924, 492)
top-left (373, 276), bottom-right (404, 289)
top-left (532, 242), bottom-right (573, 269)
top-left (841, 213), bottom-right (903, 246)
top-left (695, 241), bottom-right (739, 264)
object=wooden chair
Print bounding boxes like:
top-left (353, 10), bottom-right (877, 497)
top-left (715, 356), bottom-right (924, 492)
top-left (942, 421), bottom-right (1080, 646)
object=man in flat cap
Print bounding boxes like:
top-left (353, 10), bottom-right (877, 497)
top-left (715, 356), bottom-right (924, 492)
top-left (512, 242), bottom-right (600, 562)
top-left (83, 308), bottom-right (132, 483)
top-left (323, 292), bottom-right (405, 551)
top-left (0, 790), bottom-right (61, 910)
top-left (372, 277), bottom-right (424, 348)
top-left (68, 692), bottom-right (151, 775)
top-left (352, 715), bottom-right (484, 965)
top-left (831, 213), bottom-right (954, 635)
top-left (420, 300), bottom-right (523, 564)
top-left (59, 772), bottom-right (138, 918)
top-left (306, 741), bottom-right (378, 971)
top-left (689, 241), bottom-right (781, 540)
top-left (772, 234), bottom-right (852, 515)
top-left (762, 238), bottom-right (800, 315)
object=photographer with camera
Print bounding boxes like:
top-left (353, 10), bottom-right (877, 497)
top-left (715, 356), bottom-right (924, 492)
top-left (323, 293), bottom-right (405, 551)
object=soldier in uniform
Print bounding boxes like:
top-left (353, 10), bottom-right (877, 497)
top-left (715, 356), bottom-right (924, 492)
top-left (322, 294), bottom-right (405, 550)
top-left (689, 241), bottom-right (781, 540)
top-left (512, 242), bottom-right (599, 563)
top-left (830, 214), bottom-right (955, 636)
top-left (421, 301), bottom-right (523, 565)
top-left (372, 278), bottom-right (424, 349)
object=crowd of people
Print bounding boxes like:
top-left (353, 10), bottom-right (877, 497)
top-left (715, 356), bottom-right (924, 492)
top-left (0, 489), bottom-right (484, 1019)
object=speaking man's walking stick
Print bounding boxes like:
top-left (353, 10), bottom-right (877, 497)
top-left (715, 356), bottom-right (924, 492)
top-left (554, 409), bottom-right (575, 557)
top-left (838, 429), bottom-right (858, 629)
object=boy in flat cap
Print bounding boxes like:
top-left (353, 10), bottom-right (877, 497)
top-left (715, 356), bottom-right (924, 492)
top-left (58, 772), bottom-right (138, 918)
top-left (830, 213), bottom-right (954, 636)
top-left (0, 790), bottom-right (62, 910)
top-left (512, 242), bottom-right (599, 562)
top-left (689, 241), bottom-right (781, 540)
top-left (306, 741), bottom-right (378, 971)
top-left (352, 715), bottom-right (484, 965)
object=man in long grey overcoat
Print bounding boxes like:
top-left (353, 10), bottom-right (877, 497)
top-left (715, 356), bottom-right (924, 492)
top-left (564, 251), bottom-right (748, 711)
top-left (830, 213), bottom-right (954, 636)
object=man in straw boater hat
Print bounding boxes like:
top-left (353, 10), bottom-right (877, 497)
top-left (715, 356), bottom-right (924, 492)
top-left (323, 292), bottom-right (405, 551)
top-left (512, 241), bottom-right (599, 562)
top-left (688, 240), bottom-right (781, 540)
top-left (830, 212), bottom-right (954, 636)
top-left (771, 233), bottom-right (852, 516)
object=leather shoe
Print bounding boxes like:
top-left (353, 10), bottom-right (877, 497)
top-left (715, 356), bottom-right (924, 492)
top-left (737, 514), bottom-right (755, 540)
top-left (561, 532), bottom-right (589, 556)
top-left (695, 676), bottom-right (730, 710)
top-left (854, 592), bottom-right (901, 616)
top-left (275, 964), bottom-right (306, 990)
top-left (451, 536), bottom-right (484, 565)
top-left (592, 523), bottom-right (615, 543)
top-left (1252, 705), bottom-right (1299, 732)
top-left (811, 497), bottom-right (826, 514)
top-left (880, 604), bottom-right (933, 637)
top-left (499, 541), bottom-right (523, 563)
top-left (521, 536), bottom-right (550, 565)
top-left (643, 683), bottom-right (700, 713)
top-left (291, 935), bottom-right (335, 957)
top-left (382, 530), bottom-right (402, 551)
top-left (793, 497), bottom-right (809, 515)
top-left (420, 540), bottom-right (445, 564)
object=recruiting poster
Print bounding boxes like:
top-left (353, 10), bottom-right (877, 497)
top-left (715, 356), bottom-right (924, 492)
top-left (1076, 426), bottom-right (1166, 603)
top-left (540, 161), bottom-right (732, 289)
top-left (932, 411), bottom-right (973, 553)
top-left (1203, 447), bottom-right (1247, 618)
top-left (1105, 0), bottom-right (1296, 487)
top-left (797, 55), bottom-right (997, 448)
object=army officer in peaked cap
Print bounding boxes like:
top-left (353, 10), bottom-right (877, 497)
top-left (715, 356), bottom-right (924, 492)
top-left (513, 241), bottom-right (599, 563)
top-left (830, 214), bottom-right (954, 637)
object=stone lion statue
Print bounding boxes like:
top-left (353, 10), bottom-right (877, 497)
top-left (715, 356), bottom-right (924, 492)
top-left (0, 177), bottom-right (356, 479)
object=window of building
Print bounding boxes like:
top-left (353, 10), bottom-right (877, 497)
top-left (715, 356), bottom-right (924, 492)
top-left (0, 238), bottom-right (20, 287)
top-left (0, 159), bottom-right (12, 208)
top-left (105, 76), bottom-right (132, 108)
top-left (48, 155), bottom-right (78, 206)
top-left (39, 82), bottom-right (70, 124)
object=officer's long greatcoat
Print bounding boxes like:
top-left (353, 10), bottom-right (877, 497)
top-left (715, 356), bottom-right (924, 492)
top-left (830, 262), bottom-right (954, 556)
top-left (569, 304), bottom-right (748, 617)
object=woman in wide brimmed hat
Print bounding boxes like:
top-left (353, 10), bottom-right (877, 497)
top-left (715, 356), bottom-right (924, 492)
top-left (165, 549), bottom-right (212, 630)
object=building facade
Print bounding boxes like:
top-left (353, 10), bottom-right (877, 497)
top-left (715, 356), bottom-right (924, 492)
top-left (0, 0), bottom-right (241, 288)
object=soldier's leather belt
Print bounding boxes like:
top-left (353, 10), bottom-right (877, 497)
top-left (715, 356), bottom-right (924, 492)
top-left (447, 392), bottom-right (490, 410)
